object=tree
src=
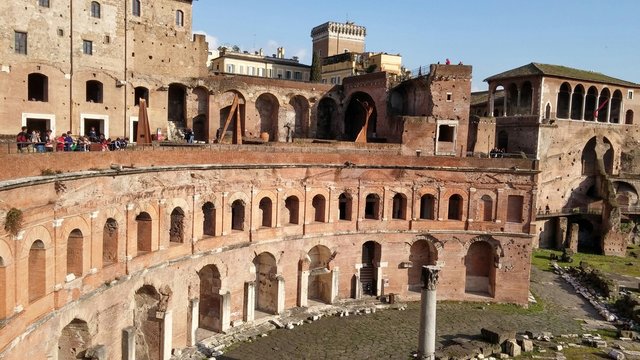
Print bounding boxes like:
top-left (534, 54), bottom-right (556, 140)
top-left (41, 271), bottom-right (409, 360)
top-left (310, 51), bottom-right (322, 83)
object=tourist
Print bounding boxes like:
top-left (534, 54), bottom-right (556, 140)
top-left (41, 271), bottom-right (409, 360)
top-left (43, 130), bottom-right (53, 152)
top-left (16, 126), bottom-right (28, 153)
top-left (185, 128), bottom-right (195, 144)
top-left (64, 132), bottom-right (74, 151)
top-left (56, 133), bottom-right (66, 152)
top-left (30, 130), bottom-right (41, 153)
top-left (88, 127), bottom-right (98, 142)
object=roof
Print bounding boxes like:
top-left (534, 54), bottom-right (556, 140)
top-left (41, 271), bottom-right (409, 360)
top-left (470, 90), bottom-right (504, 107)
top-left (213, 53), bottom-right (310, 69)
top-left (485, 63), bottom-right (640, 88)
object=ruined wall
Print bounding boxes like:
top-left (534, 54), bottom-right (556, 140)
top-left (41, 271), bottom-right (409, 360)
top-left (0, 148), bottom-right (536, 357)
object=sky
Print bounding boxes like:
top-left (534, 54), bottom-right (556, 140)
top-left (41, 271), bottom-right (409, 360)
top-left (192, 0), bottom-right (640, 91)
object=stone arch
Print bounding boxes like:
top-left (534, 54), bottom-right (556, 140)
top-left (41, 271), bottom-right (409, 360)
top-left (258, 197), bottom-right (273, 228)
top-left (29, 239), bottom-right (47, 303)
top-left (408, 238), bottom-right (438, 292)
top-left (491, 85), bottom-right (505, 116)
top-left (464, 240), bottom-right (497, 296)
top-left (256, 93), bottom-right (280, 141)
top-left (613, 181), bottom-right (639, 206)
top-left (316, 97), bottom-right (338, 139)
top-left (419, 193), bottom-right (436, 220)
top-left (58, 318), bottom-right (91, 360)
top-left (198, 264), bottom-right (222, 332)
top-left (136, 212), bottom-right (153, 253)
top-left (597, 88), bottom-right (611, 122)
top-left (134, 285), bottom-right (162, 360)
top-left (447, 194), bottom-right (464, 220)
top-left (391, 192), bottom-right (408, 220)
top-left (338, 192), bottom-right (353, 221)
top-left (253, 252), bottom-right (278, 314)
top-left (202, 201), bottom-right (216, 237)
top-left (581, 136), bottom-right (614, 175)
top-left (360, 241), bottom-right (382, 295)
top-left (556, 82), bottom-right (571, 119)
top-left (169, 207), bottom-right (185, 244)
top-left (28, 73), bottom-right (49, 102)
top-left (102, 218), bottom-right (119, 267)
top-left (284, 195), bottom-right (300, 225)
top-left (168, 83), bottom-right (187, 123)
top-left (610, 90), bottom-right (623, 123)
top-left (307, 245), bottom-right (333, 304)
top-left (585, 86), bottom-right (598, 121)
top-left (365, 193), bottom-right (382, 220)
top-left (312, 194), bottom-right (327, 222)
top-left (66, 229), bottom-right (84, 277)
top-left (290, 95), bottom-right (310, 138)
top-left (218, 90), bottom-right (246, 137)
top-left (344, 91), bottom-right (377, 141)
top-left (571, 84), bottom-right (585, 120)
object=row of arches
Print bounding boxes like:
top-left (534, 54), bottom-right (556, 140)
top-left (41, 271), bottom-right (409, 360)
top-left (556, 82), bottom-right (631, 124)
top-left (54, 237), bottom-right (499, 358)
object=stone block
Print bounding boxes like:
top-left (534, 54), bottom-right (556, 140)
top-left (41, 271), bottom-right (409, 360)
top-left (505, 339), bottom-right (521, 357)
top-left (517, 339), bottom-right (533, 352)
top-left (608, 349), bottom-right (625, 360)
top-left (481, 328), bottom-right (515, 345)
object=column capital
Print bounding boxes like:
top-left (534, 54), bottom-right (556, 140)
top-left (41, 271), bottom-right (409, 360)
top-left (421, 265), bottom-right (441, 291)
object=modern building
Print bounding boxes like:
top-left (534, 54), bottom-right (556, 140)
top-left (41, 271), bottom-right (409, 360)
top-left (209, 47), bottom-right (310, 82)
top-left (311, 21), bottom-right (366, 59)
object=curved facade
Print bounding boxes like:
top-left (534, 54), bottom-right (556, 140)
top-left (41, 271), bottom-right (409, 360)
top-left (0, 148), bottom-right (536, 359)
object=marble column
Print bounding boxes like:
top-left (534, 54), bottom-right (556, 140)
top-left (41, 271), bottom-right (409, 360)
top-left (418, 265), bottom-right (441, 360)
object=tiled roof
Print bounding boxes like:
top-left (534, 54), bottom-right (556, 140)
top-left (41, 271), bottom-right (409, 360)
top-left (485, 63), bottom-right (640, 88)
top-left (470, 90), bottom-right (504, 106)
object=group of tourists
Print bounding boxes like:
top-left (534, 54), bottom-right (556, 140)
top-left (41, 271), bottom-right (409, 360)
top-left (16, 126), bottom-right (129, 153)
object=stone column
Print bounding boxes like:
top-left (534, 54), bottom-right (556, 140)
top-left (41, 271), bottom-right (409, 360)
top-left (188, 298), bottom-right (199, 346)
top-left (161, 310), bottom-right (173, 360)
top-left (122, 327), bottom-right (136, 360)
top-left (418, 265), bottom-right (441, 360)
top-left (298, 270), bottom-right (309, 307)
top-left (243, 281), bottom-right (255, 322)
top-left (276, 275), bottom-right (286, 314)
top-left (221, 291), bottom-right (231, 332)
top-left (330, 268), bottom-right (340, 304)
top-left (568, 223), bottom-right (579, 253)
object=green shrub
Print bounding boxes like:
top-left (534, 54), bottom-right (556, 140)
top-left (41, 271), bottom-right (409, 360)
top-left (4, 208), bottom-right (23, 236)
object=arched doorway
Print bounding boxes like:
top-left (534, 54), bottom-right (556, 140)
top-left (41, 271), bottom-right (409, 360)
top-left (219, 91), bottom-right (246, 139)
top-left (134, 285), bottom-right (162, 360)
top-left (168, 83), bottom-right (186, 123)
top-left (254, 252), bottom-right (278, 315)
top-left (256, 93), bottom-right (279, 141)
top-left (408, 240), bottom-right (436, 292)
top-left (626, 110), bottom-right (634, 125)
top-left (360, 241), bottom-right (381, 296)
top-left (199, 264), bottom-right (222, 332)
top-left (307, 245), bottom-right (333, 304)
top-left (290, 95), bottom-right (310, 138)
top-left (193, 87), bottom-right (209, 141)
top-left (465, 241), bottom-right (495, 296)
top-left (344, 92), bottom-right (377, 141)
top-left (58, 319), bottom-right (90, 360)
top-left (581, 136), bottom-right (614, 175)
top-left (317, 97), bottom-right (338, 139)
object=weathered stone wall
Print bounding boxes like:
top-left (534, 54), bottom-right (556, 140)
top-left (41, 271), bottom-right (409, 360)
top-left (0, 148), bottom-right (536, 357)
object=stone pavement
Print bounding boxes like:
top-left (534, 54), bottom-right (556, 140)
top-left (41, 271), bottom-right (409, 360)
top-left (175, 267), bottom-right (607, 360)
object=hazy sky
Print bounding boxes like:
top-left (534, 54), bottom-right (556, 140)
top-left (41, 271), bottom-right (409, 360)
top-left (192, 0), bottom-right (640, 91)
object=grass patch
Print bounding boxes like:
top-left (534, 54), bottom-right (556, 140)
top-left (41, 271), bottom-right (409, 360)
top-left (532, 247), bottom-right (640, 277)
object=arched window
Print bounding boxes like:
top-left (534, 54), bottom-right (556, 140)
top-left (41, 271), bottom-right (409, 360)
top-left (103, 218), bottom-right (118, 266)
top-left (447, 194), bottom-right (463, 220)
top-left (134, 86), bottom-right (150, 106)
top-left (202, 202), bottom-right (216, 236)
top-left (67, 229), bottom-right (84, 277)
top-left (136, 212), bottom-right (152, 253)
top-left (597, 88), bottom-right (611, 122)
top-left (231, 200), bottom-right (245, 231)
top-left (365, 194), bottom-right (381, 220)
top-left (259, 197), bottom-right (273, 227)
top-left (312, 195), bottom-right (326, 222)
top-left (610, 90), bottom-right (623, 123)
top-left (419, 194), bottom-right (435, 220)
top-left (86, 80), bottom-right (103, 103)
top-left (284, 196), bottom-right (299, 224)
top-left (28, 73), bottom-right (48, 102)
top-left (90, 1), bottom-right (101, 18)
top-left (480, 195), bottom-right (493, 222)
top-left (556, 82), bottom-right (571, 119)
top-left (29, 240), bottom-right (46, 303)
top-left (585, 86), bottom-right (598, 121)
top-left (626, 110), bottom-right (634, 125)
top-left (338, 193), bottom-right (352, 221)
top-left (570, 84), bottom-right (585, 120)
top-left (520, 81), bottom-right (533, 115)
top-left (506, 83), bottom-right (518, 116)
top-left (169, 207), bottom-right (185, 243)
top-left (392, 193), bottom-right (407, 220)
top-left (176, 10), bottom-right (184, 26)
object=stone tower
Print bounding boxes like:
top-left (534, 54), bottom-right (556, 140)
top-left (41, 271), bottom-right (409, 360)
top-left (310, 21), bottom-right (366, 58)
